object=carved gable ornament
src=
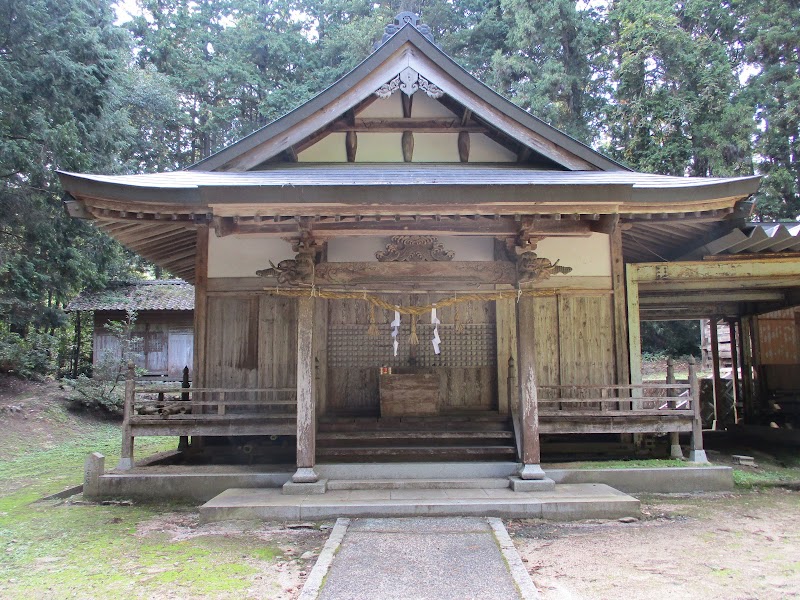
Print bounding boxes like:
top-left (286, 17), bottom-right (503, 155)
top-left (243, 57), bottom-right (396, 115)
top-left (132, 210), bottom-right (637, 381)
top-left (376, 236), bottom-right (455, 262)
top-left (515, 243), bottom-right (572, 283)
top-left (375, 67), bottom-right (444, 99)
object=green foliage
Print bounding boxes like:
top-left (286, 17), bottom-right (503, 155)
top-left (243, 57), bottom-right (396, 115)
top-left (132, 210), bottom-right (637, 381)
top-left (604, 0), bottom-right (753, 176)
top-left (641, 321), bottom-right (701, 358)
top-left (737, 0), bottom-right (800, 220)
top-left (66, 313), bottom-right (142, 414)
top-left (490, 0), bottom-right (608, 144)
top-left (0, 328), bottom-right (58, 379)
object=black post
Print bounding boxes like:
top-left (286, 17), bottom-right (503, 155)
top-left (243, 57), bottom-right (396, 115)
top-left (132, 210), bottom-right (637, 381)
top-left (178, 366), bottom-right (190, 451)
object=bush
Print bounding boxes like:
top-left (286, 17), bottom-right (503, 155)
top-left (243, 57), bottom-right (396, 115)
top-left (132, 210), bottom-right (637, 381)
top-left (0, 329), bottom-right (58, 379)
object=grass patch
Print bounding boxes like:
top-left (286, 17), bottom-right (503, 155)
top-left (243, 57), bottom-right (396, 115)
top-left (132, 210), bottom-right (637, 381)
top-left (570, 459), bottom-right (694, 469)
top-left (733, 468), bottom-right (798, 489)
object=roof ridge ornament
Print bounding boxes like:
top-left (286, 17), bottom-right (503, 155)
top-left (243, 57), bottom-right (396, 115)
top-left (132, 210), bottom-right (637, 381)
top-left (375, 66), bottom-right (444, 99)
top-left (374, 11), bottom-right (434, 50)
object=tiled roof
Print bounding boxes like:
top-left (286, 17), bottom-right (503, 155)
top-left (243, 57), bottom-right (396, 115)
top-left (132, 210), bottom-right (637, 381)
top-left (66, 280), bottom-right (194, 312)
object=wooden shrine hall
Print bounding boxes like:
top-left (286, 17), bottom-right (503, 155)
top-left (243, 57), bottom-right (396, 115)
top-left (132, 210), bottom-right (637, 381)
top-left (59, 13), bottom-right (774, 489)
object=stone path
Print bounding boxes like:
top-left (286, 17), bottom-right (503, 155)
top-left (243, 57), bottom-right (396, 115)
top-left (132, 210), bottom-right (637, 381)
top-left (299, 517), bottom-right (539, 600)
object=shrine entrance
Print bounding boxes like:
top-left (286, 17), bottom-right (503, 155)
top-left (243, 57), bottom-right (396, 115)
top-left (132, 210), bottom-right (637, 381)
top-left (325, 294), bottom-right (499, 417)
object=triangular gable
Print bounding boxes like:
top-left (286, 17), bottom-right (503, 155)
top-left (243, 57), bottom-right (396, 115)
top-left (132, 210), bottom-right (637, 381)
top-left (191, 23), bottom-right (627, 173)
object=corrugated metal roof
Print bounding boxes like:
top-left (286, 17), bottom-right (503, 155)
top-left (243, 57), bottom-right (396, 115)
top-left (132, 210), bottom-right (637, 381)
top-left (59, 165), bottom-right (759, 190)
top-left (700, 223), bottom-right (800, 256)
top-left (67, 280), bottom-right (194, 312)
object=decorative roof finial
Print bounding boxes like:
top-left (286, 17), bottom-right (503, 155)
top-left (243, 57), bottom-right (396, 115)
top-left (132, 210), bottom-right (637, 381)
top-left (374, 12), bottom-right (434, 50)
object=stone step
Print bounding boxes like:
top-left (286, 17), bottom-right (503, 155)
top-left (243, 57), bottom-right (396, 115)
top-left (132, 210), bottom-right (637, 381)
top-left (317, 461), bottom-right (521, 480)
top-left (318, 431), bottom-right (514, 441)
top-left (199, 484), bottom-right (642, 522)
top-left (326, 478), bottom-right (512, 491)
top-left (318, 416), bottom-right (512, 432)
top-left (317, 445), bottom-right (517, 461)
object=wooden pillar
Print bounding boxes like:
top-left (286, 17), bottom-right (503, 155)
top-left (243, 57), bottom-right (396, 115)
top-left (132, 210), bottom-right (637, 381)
top-left (625, 265), bottom-right (642, 389)
top-left (666, 357), bottom-right (683, 458)
top-left (118, 363), bottom-right (136, 470)
top-left (740, 317), bottom-right (755, 422)
top-left (610, 220), bottom-right (630, 388)
top-left (728, 319), bottom-right (741, 424)
top-left (192, 224), bottom-right (209, 450)
top-left (688, 357), bottom-right (708, 463)
top-left (516, 295), bottom-right (545, 479)
top-left (709, 316), bottom-right (723, 428)
top-left (193, 224), bottom-right (209, 387)
top-left (292, 296), bottom-right (318, 483)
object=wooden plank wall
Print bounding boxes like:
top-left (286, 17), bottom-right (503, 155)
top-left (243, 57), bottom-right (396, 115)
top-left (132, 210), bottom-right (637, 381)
top-left (205, 296), bottom-right (298, 401)
top-left (93, 311), bottom-right (194, 379)
top-left (529, 294), bottom-right (616, 397)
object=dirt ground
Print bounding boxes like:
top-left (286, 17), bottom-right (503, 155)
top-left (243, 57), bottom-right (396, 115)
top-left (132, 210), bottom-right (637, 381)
top-left (2, 377), bottom-right (800, 599)
top-left (509, 488), bottom-right (800, 600)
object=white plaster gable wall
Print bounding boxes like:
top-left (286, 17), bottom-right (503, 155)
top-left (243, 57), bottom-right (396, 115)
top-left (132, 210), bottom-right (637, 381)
top-left (358, 93), bottom-right (456, 118)
top-left (207, 232), bottom-right (294, 278)
top-left (297, 88), bottom-right (516, 163)
top-left (536, 233), bottom-right (611, 277)
top-left (326, 236), bottom-right (495, 262)
top-left (298, 131), bottom-right (516, 162)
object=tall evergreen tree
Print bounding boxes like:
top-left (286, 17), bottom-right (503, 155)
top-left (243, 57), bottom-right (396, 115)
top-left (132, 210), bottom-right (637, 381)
top-left (737, 0), bottom-right (800, 220)
top-left (0, 0), bottom-right (148, 334)
top-left (489, 0), bottom-right (607, 144)
top-left (605, 0), bottom-right (752, 176)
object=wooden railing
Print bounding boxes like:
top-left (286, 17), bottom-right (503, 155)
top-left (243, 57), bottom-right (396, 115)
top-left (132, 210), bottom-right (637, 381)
top-left (504, 356), bottom-right (706, 460)
top-left (536, 383), bottom-right (694, 414)
top-left (117, 364), bottom-right (298, 469)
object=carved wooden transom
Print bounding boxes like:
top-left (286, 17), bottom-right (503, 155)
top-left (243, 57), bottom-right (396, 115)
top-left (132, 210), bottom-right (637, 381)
top-left (376, 236), bottom-right (455, 262)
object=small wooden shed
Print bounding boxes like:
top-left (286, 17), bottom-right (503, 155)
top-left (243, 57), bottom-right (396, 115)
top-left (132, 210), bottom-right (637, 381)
top-left (67, 280), bottom-right (194, 380)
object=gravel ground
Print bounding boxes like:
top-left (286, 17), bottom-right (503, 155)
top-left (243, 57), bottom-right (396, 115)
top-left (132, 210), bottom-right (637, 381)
top-left (509, 488), bottom-right (800, 600)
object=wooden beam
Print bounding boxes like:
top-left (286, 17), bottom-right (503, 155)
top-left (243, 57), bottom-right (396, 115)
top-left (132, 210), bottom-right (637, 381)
top-left (328, 118), bottom-right (487, 133)
top-left (345, 131), bottom-right (357, 162)
top-left (217, 215), bottom-right (594, 237)
top-left (401, 93), bottom-right (413, 118)
top-left (311, 261), bottom-right (518, 286)
top-left (458, 131), bottom-right (470, 163)
top-left (402, 131), bottom-right (414, 162)
top-left (633, 258), bottom-right (800, 283)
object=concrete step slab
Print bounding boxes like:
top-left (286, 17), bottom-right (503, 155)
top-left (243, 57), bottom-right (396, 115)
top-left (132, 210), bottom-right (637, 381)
top-left (326, 478), bottom-right (512, 491)
top-left (317, 461), bottom-right (520, 480)
top-left (199, 484), bottom-right (640, 523)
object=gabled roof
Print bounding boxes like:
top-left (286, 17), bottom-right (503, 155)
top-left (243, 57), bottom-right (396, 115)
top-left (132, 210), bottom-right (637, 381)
top-left (67, 280), bottom-right (194, 312)
top-left (191, 23), bottom-right (627, 173)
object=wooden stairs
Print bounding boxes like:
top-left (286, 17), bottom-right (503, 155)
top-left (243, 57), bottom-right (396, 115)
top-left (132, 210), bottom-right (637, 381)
top-left (316, 413), bottom-right (517, 462)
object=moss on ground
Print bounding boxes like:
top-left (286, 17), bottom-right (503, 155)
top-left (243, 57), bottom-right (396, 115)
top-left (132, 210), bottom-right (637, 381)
top-left (0, 392), bottom-right (291, 599)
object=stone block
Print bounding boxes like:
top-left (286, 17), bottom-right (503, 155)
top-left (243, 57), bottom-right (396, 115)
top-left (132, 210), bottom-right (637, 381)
top-left (83, 452), bottom-right (105, 499)
top-left (509, 476), bottom-right (555, 492)
top-left (283, 479), bottom-right (328, 495)
top-left (732, 455), bottom-right (756, 466)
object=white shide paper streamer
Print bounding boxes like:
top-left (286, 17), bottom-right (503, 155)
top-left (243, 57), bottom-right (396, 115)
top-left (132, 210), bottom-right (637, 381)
top-left (431, 307), bottom-right (441, 355)
top-left (391, 310), bottom-right (401, 357)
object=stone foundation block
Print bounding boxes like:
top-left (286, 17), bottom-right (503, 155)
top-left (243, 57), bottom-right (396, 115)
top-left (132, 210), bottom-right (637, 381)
top-left (509, 476), bottom-right (556, 492)
top-left (282, 479), bottom-right (328, 495)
